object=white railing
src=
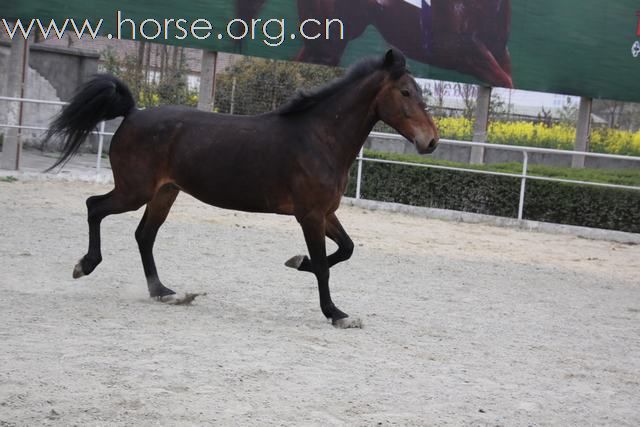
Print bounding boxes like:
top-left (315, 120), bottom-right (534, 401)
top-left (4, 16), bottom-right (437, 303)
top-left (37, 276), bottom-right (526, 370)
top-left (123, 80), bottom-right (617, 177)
top-left (2, 96), bottom-right (639, 221)
top-left (0, 95), bottom-right (114, 180)
top-left (357, 133), bottom-right (640, 220)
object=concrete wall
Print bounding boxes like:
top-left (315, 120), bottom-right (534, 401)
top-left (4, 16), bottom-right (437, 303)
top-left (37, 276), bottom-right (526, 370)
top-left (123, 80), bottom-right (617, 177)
top-left (0, 42), bottom-right (99, 102)
top-left (29, 44), bottom-right (101, 152)
top-left (27, 44), bottom-right (99, 102)
top-left (366, 135), bottom-right (639, 169)
top-left (0, 42), bottom-right (100, 151)
top-left (482, 147), bottom-right (639, 169)
top-left (0, 45), bottom-right (59, 149)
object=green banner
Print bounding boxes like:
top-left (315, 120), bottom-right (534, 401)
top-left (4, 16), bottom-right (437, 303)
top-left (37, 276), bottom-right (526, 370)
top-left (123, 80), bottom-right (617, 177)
top-left (3, 1), bottom-right (640, 102)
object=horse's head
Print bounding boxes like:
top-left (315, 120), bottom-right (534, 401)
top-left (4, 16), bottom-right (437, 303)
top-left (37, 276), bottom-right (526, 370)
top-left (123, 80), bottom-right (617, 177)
top-left (375, 49), bottom-right (439, 154)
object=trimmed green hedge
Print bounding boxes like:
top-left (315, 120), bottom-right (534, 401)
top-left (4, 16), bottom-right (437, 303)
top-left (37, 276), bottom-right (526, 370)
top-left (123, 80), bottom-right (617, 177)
top-left (524, 181), bottom-right (640, 232)
top-left (347, 154), bottom-right (640, 233)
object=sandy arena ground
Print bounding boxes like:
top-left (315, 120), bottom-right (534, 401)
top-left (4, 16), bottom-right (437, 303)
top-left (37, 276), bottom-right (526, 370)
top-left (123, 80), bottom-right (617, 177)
top-left (1, 179), bottom-right (639, 426)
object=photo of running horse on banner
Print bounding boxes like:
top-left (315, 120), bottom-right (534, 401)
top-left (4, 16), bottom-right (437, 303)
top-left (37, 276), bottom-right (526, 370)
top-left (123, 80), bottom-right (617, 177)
top-left (236, 0), bottom-right (513, 88)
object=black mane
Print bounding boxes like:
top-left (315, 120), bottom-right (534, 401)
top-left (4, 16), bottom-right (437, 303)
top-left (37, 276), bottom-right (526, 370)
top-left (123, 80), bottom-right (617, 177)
top-left (277, 57), bottom-right (389, 116)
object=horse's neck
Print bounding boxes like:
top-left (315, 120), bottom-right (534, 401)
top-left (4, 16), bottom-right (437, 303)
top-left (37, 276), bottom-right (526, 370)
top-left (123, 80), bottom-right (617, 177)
top-left (314, 77), bottom-right (382, 167)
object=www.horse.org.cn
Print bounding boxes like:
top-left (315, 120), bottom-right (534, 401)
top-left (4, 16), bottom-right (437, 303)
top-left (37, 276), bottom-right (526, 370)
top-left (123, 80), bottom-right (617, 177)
top-left (1, 12), bottom-right (345, 47)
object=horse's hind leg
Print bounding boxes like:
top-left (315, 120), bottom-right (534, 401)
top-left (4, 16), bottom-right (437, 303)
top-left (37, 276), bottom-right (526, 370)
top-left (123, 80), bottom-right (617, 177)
top-left (73, 190), bottom-right (146, 278)
top-left (134, 185), bottom-right (179, 298)
top-left (286, 213), bottom-right (354, 272)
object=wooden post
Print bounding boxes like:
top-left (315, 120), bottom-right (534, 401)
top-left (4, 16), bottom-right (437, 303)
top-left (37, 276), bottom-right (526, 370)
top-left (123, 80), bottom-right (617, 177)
top-left (572, 97), bottom-right (592, 169)
top-left (197, 50), bottom-right (218, 112)
top-left (470, 86), bottom-right (492, 165)
top-left (1, 31), bottom-right (29, 171)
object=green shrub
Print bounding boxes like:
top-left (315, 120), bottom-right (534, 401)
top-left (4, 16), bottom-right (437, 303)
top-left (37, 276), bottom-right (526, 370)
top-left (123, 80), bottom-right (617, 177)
top-left (524, 180), bottom-right (640, 232)
top-left (348, 152), bottom-right (640, 233)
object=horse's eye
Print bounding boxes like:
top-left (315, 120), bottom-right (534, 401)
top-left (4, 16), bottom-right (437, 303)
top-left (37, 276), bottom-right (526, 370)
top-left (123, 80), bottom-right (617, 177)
top-left (401, 89), bottom-right (411, 97)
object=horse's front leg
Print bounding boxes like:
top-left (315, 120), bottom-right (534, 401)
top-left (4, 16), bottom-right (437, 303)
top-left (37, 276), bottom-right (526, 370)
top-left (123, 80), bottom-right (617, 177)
top-left (286, 212), bottom-right (354, 271)
top-left (466, 38), bottom-right (513, 88)
top-left (297, 211), bottom-right (362, 328)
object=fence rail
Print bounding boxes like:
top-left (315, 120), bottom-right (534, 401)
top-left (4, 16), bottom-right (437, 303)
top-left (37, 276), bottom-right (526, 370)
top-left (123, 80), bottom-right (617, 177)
top-left (2, 96), bottom-right (640, 221)
top-left (358, 132), bottom-right (640, 220)
top-left (0, 95), bottom-right (115, 179)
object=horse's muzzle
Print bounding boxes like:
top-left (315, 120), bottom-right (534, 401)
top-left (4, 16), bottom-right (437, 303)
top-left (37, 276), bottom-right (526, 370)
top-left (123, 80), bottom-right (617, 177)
top-left (415, 137), bottom-right (439, 154)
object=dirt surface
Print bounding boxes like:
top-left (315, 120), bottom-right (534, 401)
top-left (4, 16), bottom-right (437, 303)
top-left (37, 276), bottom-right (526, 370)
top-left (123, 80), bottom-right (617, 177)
top-left (1, 179), bottom-right (639, 426)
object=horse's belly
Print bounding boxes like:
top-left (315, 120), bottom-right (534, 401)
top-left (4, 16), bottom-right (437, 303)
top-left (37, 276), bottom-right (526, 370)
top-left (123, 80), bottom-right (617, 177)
top-left (174, 170), bottom-right (294, 215)
top-left (168, 132), bottom-right (295, 215)
top-left (185, 189), bottom-right (293, 215)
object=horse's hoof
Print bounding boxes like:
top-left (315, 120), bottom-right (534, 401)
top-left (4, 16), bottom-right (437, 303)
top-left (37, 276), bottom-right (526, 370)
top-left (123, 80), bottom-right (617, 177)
top-left (285, 255), bottom-right (306, 269)
top-left (155, 294), bottom-right (178, 303)
top-left (155, 292), bottom-right (206, 306)
top-left (332, 317), bottom-right (363, 329)
top-left (72, 259), bottom-right (85, 279)
top-left (151, 286), bottom-right (176, 298)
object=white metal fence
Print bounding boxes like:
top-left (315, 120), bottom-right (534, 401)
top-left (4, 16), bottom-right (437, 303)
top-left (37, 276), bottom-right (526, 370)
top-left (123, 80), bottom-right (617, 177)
top-left (358, 132), bottom-right (640, 220)
top-left (0, 95), bottom-right (114, 179)
top-left (2, 96), bottom-right (640, 221)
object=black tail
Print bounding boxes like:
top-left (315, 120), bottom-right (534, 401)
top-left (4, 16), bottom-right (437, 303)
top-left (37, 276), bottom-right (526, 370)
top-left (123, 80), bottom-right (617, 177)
top-left (44, 74), bottom-right (136, 172)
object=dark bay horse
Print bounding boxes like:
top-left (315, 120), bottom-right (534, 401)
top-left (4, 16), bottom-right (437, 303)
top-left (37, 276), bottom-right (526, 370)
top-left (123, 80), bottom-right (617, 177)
top-left (236, 0), bottom-right (513, 88)
top-left (45, 49), bottom-right (439, 328)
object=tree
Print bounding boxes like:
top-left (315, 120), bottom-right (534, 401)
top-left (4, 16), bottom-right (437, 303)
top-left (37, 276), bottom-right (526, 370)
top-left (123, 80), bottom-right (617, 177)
top-left (536, 107), bottom-right (554, 128)
top-left (558, 97), bottom-right (578, 125)
top-left (591, 99), bottom-right (637, 129)
top-left (489, 92), bottom-right (507, 118)
top-left (214, 57), bottom-right (343, 115)
top-left (618, 102), bottom-right (640, 131)
top-left (454, 83), bottom-right (477, 120)
top-left (432, 81), bottom-right (451, 109)
top-left (419, 82), bottom-right (433, 107)
top-left (101, 43), bottom-right (196, 108)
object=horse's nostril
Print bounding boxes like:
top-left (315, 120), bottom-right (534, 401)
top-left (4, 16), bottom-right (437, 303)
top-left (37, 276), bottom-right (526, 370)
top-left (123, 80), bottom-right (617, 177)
top-left (429, 138), bottom-right (438, 148)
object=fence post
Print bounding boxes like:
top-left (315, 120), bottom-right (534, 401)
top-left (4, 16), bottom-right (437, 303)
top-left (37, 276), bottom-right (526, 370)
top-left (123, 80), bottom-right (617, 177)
top-left (355, 147), bottom-right (364, 199)
top-left (470, 86), bottom-right (492, 165)
top-left (230, 77), bottom-right (236, 115)
top-left (95, 121), bottom-right (105, 181)
top-left (571, 96), bottom-right (592, 168)
top-left (197, 50), bottom-right (218, 112)
top-left (518, 151), bottom-right (529, 220)
top-left (0, 29), bottom-right (29, 171)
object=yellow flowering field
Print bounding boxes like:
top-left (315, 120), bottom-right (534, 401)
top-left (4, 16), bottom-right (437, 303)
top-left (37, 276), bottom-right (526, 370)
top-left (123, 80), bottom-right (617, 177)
top-left (434, 117), bottom-right (640, 156)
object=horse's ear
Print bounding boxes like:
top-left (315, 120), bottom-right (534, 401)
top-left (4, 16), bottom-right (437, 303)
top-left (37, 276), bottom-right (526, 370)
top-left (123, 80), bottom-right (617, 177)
top-left (383, 48), bottom-right (406, 69)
